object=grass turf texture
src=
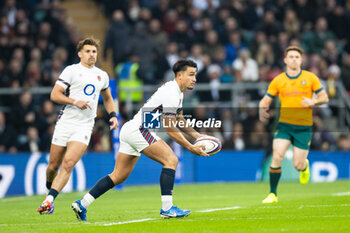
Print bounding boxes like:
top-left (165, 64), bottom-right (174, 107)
top-left (1, 180), bottom-right (349, 233)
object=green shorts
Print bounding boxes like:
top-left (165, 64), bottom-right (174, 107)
top-left (274, 122), bottom-right (312, 150)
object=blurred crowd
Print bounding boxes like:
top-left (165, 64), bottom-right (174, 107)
top-left (0, 0), bottom-right (349, 153)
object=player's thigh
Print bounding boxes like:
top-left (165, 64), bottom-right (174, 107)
top-left (61, 141), bottom-right (88, 171)
top-left (293, 146), bottom-right (309, 170)
top-left (110, 152), bottom-right (139, 183)
top-left (291, 126), bottom-right (312, 151)
top-left (51, 121), bottom-right (72, 147)
top-left (48, 144), bottom-right (66, 169)
top-left (119, 121), bottom-right (160, 156)
top-left (272, 138), bottom-right (291, 162)
top-left (141, 140), bottom-right (178, 168)
top-left (119, 121), bottom-right (177, 167)
top-left (68, 124), bottom-right (94, 146)
top-left (273, 123), bottom-right (292, 142)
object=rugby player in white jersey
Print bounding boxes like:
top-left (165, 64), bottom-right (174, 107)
top-left (37, 38), bottom-right (118, 214)
top-left (71, 59), bottom-right (208, 221)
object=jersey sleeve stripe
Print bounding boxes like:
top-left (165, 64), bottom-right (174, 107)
top-left (152, 105), bottom-right (163, 112)
top-left (266, 93), bottom-right (275, 98)
top-left (57, 79), bottom-right (71, 87)
top-left (163, 112), bottom-right (176, 117)
top-left (315, 87), bottom-right (324, 94)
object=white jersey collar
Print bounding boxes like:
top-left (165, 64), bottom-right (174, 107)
top-left (173, 79), bottom-right (182, 94)
top-left (78, 62), bottom-right (95, 71)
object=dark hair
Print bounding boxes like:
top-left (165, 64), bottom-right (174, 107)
top-left (172, 59), bottom-right (197, 75)
top-left (77, 37), bottom-right (100, 52)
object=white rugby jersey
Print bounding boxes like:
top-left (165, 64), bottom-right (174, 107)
top-left (132, 80), bottom-right (184, 127)
top-left (55, 63), bottom-right (109, 125)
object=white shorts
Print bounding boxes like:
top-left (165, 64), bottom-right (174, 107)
top-left (119, 120), bottom-right (160, 156)
top-left (51, 121), bottom-right (94, 147)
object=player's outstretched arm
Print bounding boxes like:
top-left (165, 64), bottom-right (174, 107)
top-left (101, 88), bottom-right (118, 130)
top-left (176, 111), bottom-right (203, 142)
top-left (164, 116), bottom-right (209, 157)
top-left (259, 95), bottom-right (273, 123)
top-left (50, 84), bottom-right (91, 110)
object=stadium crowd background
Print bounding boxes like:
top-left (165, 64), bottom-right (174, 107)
top-left (0, 0), bottom-right (349, 154)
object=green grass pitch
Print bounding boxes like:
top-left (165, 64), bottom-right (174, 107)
top-left (1, 180), bottom-right (349, 233)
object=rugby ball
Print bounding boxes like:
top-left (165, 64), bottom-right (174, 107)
top-left (194, 136), bottom-right (222, 156)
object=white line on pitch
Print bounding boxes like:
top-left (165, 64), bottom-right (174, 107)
top-left (0, 206), bottom-right (243, 227)
top-left (257, 203), bottom-right (350, 209)
top-left (332, 191), bottom-right (350, 196)
top-left (221, 215), bottom-right (350, 220)
top-left (196, 206), bottom-right (242, 213)
top-left (95, 207), bottom-right (243, 226)
top-left (97, 218), bottom-right (156, 226)
top-left (298, 204), bottom-right (350, 209)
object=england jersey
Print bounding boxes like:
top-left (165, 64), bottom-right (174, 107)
top-left (55, 63), bottom-right (109, 125)
top-left (131, 80), bottom-right (184, 127)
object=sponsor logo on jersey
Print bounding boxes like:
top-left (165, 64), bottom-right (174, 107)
top-left (83, 84), bottom-right (95, 96)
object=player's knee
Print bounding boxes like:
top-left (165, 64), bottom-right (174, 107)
top-left (61, 160), bottom-right (76, 173)
top-left (164, 154), bottom-right (178, 168)
top-left (272, 154), bottom-right (284, 164)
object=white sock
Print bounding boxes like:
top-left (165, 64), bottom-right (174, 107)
top-left (161, 195), bottom-right (173, 211)
top-left (45, 195), bottom-right (54, 203)
top-left (81, 192), bottom-right (95, 208)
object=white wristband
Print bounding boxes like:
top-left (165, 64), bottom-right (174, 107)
top-left (73, 100), bottom-right (77, 105)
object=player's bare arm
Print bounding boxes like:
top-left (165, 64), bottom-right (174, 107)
top-left (101, 88), bottom-right (118, 130)
top-left (50, 84), bottom-right (92, 110)
top-left (164, 115), bottom-right (208, 157)
top-left (259, 95), bottom-right (274, 123)
top-left (176, 111), bottom-right (203, 141)
top-left (301, 90), bottom-right (329, 108)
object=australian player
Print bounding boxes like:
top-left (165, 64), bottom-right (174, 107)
top-left (37, 38), bottom-right (118, 214)
top-left (71, 59), bottom-right (208, 221)
top-left (259, 46), bottom-right (329, 203)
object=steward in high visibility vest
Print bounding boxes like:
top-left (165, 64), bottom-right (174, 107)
top-left (115, 60), bottom-right (143, 102)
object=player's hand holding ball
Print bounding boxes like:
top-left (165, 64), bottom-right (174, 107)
top-left (193, 136), bottom-right (222, 156)
top-left (190, 144), bottom-right (209, 157)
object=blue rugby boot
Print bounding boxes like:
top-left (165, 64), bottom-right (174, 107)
top-left (71, 200), bottom-right (87, 221)
top-left (160, 205), bottom-right (191, 219)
